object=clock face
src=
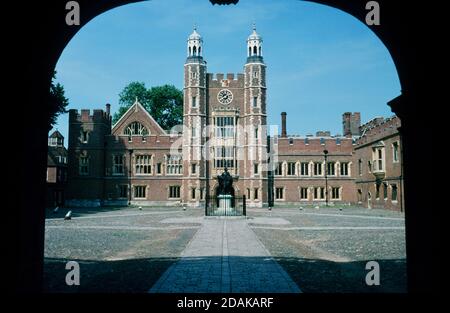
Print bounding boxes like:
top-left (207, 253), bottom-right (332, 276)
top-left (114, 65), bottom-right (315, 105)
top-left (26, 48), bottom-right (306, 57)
top-left (217, 89), bottom-right (233, 105)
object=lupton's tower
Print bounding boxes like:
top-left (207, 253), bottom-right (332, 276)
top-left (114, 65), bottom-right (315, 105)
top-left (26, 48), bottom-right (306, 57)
top-left (243, 25), bottom-right (268, 206)
top-left (182, 25), bottom-right (268, 207)
top-left (182, 27), bottom-right (208, 206)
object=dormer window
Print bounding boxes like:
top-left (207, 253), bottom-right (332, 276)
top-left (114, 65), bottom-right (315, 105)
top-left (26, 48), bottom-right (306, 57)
top-left (49, 138), bottom-right (58, 146)
top-left (124, 122), bottom-right (149, 136)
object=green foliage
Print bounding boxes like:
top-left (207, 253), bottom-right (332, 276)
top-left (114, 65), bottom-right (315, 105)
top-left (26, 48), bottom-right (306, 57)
top-left (113, 82), bottom-right (183, 130)
top-left (48, 71), bottom-right (69, 130)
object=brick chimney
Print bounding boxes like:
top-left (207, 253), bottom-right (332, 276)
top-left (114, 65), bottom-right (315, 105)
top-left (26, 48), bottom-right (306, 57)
top-left (106, 103), bottom-right (111, 117)
top-left (350, 112), bottom-right (361, 136)
top-left (281, 112), bottom-right (287, 137)
top-left (342, 112), bottom-right (351, 137)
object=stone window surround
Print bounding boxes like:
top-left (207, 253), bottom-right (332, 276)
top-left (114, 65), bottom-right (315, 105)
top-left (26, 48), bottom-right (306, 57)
top-left (299, 187), bottom-right (309, 201)
top-left (118, 184), bottom-right (128, 199)
top-left (275, 187), bottom-right (284, 200)
top-left (331, 186), bottom-right (342, 200)
top-left (166, 154), bottom-right (183, 175)
top-left (134, 154), bottom-right (153, 175)
top-left (79, 154), bottom-right (89, 176)
top-left (112, 154), bottom-right (126, 176)
top-left (80, 130), bottom-right (89, 144)
top-left (313, 186), bottom-right (326, 200)
top-left (273, 160), bottom-right (352, 177)
top-left (168, 185), bottom-right (181, 199)
top-left (392, 141), bottom-right (400, 163)
top-left (133, 185), bottom-right (147, 199)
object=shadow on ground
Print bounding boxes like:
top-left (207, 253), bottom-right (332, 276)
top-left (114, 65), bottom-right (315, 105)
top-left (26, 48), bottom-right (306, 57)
top-left (43, 256), bottom-right (406, 293)
top-left (274, 257), bottom-right (406, 293)
top-left (44, 257), bottom-right (179, 293)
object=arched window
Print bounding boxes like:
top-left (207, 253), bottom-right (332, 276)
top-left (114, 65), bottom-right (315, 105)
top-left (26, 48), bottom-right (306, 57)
top-left (193, 46), bottom-right (197, 56)
top-left (253, 46), bottom-right (257, 55)
top-left (198, 47), bottom-right (201, 55)
top-left (188, 46), bottom-right (191, 56)
top-left (258, 46), bottom-right (261, 56)
top-left (248, 47), bottom-right (251, 56)
top-left (124, 122), bottom-right (149, 136)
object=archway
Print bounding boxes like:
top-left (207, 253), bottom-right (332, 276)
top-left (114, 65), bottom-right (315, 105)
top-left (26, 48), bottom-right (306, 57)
top-left (19, 0), bottom-right (431, 293)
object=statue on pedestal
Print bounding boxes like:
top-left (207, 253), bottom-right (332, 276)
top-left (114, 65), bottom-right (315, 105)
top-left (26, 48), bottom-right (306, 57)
top-left (217, 167), bottom-right (233, 195)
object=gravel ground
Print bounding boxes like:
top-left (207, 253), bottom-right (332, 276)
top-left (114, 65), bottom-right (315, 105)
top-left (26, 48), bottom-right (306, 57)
top-left (248, 207), bottom-right (406, 292)
top-left (44, 207), bottom-right (202, 293)
top-left (44, 205), bottom-right (406, 293)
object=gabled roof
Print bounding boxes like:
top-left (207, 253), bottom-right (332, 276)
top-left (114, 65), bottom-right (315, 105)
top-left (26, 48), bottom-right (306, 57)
top-left (112, 99), bottom-right (167, 136)
top-left (49, 130), bottom-right (64, 138)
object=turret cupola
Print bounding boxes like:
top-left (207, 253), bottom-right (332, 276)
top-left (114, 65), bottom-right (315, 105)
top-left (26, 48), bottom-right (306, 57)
top-left (187, 26), bottom-right (204, 63)
top-left (247, 24), bottom-right (263, 63)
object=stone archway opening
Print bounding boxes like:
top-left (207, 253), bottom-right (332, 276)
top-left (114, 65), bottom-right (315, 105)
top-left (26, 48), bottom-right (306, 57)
top-left (19, 0), bottom-right (431, 293)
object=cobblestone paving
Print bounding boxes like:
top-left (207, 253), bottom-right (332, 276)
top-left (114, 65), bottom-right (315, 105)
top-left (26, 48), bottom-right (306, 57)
top-left (150, 218), bottom-right (301, 293)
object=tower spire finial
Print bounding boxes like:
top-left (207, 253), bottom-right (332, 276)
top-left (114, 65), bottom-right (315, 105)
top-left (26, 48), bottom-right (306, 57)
top-left (193, 23), bottom-right (197, 31)
top-left (252, 22), bottom-right (256, 31)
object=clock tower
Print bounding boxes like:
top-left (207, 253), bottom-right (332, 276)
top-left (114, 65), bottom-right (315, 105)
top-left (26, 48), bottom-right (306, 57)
top-left (181, 25), bottom-right (268, 207)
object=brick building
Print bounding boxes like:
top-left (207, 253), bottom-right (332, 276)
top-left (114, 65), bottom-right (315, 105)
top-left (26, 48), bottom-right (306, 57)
top-left (46, 130), bottom-right (68, 208)
top-left (272, 115), bottom-right (356, 206)
top-left (65, 27), bottom-right (403, 210)
top-left (354, 116), bottom-right (404, 211)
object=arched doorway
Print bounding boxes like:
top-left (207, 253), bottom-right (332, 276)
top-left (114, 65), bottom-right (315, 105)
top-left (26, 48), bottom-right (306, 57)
top-left (18, 0), bottom-right (431, 293)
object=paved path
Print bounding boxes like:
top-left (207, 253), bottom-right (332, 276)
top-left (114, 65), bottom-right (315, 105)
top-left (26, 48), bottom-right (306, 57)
top-left (149, 217), bottom-right (301, 293)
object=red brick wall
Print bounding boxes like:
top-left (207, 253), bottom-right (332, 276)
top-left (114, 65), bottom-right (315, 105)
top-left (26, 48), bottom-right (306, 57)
top-left (354, 116), bottom-right (404, 211)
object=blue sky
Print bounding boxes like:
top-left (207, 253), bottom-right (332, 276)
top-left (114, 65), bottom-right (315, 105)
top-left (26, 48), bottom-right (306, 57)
top-left (53, 0), bottom-right (400, 143)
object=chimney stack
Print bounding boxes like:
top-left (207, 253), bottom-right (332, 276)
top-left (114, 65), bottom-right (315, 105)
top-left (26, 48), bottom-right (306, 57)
top-left (342, 112), bottom-right (351, 137)
top-left (106, 103), bottom-right (111, 117)
top-left (281, 112), bottom-right (287, 137)
top-left (342, 112), bottom-right (361, 137)
top-left (350, 112), bottom-right (361, 136)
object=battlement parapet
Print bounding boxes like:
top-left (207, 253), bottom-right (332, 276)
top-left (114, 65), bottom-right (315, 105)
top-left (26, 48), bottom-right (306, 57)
top-left (69, 108), bottom-right (111, 124)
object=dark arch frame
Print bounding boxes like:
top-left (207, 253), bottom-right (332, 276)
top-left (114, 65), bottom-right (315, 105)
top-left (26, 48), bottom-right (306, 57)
top-left (16, 0), bottom-right (432, 293)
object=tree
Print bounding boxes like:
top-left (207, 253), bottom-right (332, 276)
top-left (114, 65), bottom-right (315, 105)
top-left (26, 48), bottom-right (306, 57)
top-left (113, 82), bottom-right (149, 124)
top-left (146, 85), bottom-right (183, 130)
top-left (113, 82), bottom-right (183, 131)
top-left (48, 71), bottom-right (69, 130)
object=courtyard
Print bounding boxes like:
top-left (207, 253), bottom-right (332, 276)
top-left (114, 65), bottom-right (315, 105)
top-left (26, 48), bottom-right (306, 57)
top-left (44, 206), bottom-right (406, 293)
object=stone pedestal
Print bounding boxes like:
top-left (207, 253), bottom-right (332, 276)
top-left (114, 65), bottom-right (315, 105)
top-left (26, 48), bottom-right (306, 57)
top-left (216, 194), bottom-right (234, 215)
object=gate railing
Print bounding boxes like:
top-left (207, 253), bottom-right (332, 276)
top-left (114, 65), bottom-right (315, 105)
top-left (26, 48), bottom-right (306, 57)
top-left (205, 195), bottom-right (246, 216)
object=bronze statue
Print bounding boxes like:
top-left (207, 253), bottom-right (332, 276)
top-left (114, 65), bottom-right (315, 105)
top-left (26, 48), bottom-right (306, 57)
top-left (217, 167), bottom-right (233, 195)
